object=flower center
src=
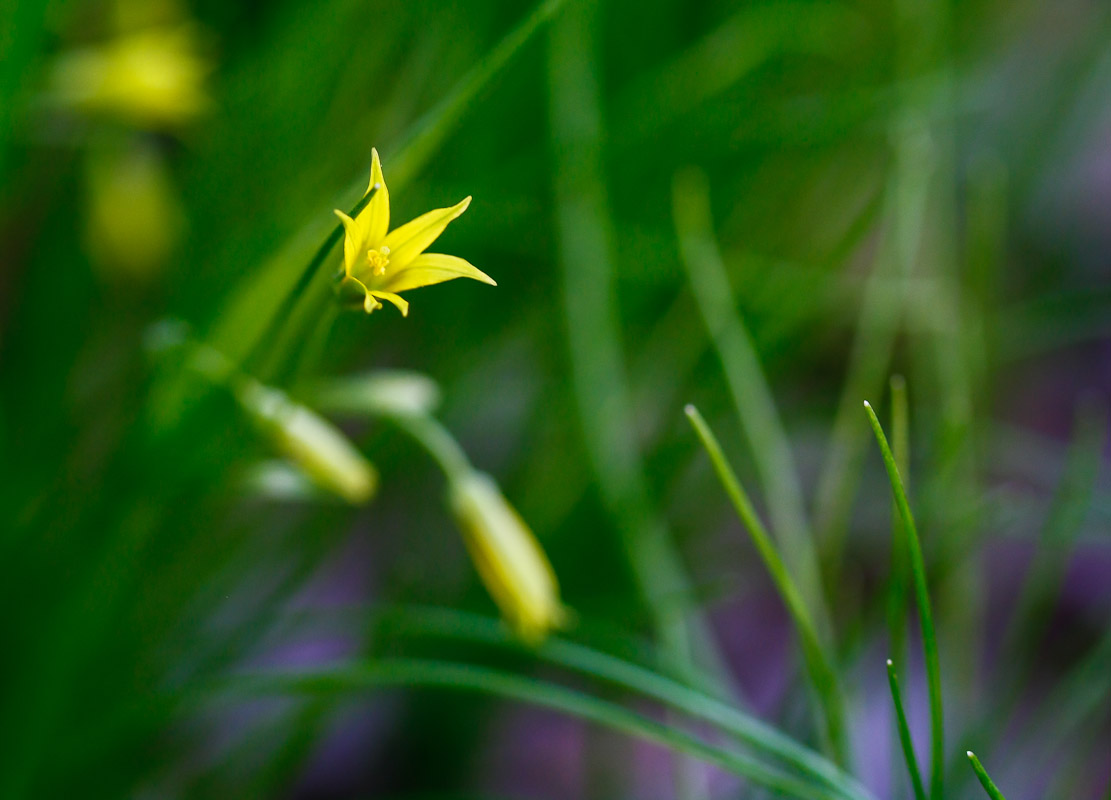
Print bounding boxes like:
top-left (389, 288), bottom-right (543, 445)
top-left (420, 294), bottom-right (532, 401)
top-left (365, 245), bottom-right (390, 276)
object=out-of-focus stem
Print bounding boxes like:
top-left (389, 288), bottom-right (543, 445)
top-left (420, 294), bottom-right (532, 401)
top-left (547, 3), bottom-right (728, 796)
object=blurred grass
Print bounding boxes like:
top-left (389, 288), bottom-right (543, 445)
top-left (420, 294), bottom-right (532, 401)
top-left (3, 0), bottom-right (1111, 797)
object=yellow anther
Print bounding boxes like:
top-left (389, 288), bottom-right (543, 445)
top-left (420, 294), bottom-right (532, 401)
top-left (365, 246), bottom-right (390, 276)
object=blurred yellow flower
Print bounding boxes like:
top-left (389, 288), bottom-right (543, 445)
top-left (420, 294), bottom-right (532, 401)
top-left (334, 149), bottom-right (495, 316)
top-left (450, 471), bottom-right (565, 642)
top-left (85, 143), bottom-right (182, 279)
top-left (46, 24), bottom-right (210, 129)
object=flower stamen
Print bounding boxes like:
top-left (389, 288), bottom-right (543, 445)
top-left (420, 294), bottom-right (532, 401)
top-left (366, 245), bottom-right (390, 276)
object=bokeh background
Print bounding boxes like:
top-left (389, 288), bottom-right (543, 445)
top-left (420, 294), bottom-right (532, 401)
top-left (2, 0), bottom-right (1111, 797)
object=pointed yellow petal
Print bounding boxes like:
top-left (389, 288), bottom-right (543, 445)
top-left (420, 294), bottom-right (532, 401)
top-left (383, 196), bottom-right (471, 271)
top-left (368, 290), bottom-right (409, 317)
top-left (384, 253), bottom-right (496, 294)
top-left (360, 148), bottom-right (389, 245)
top-left (334, 209), bottom-right (362, 276)
top-left (363, 292), bottom-right (383, 313)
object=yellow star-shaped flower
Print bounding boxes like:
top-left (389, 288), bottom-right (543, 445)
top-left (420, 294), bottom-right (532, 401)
top-left (334, 149), bottom-right (495, 316)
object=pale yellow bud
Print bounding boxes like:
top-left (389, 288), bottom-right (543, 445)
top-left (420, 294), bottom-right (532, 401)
top-left (237, 380), bottom-right (376, 505)
top-left (450, 472), bottom-right (565, 642)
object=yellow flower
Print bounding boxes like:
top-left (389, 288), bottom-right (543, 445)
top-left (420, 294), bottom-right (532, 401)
top-left (334, 149), bottom-right (495, 316)
top-left (45, 25), bottom-right (210, 129)
top-left (450, 471), bottom-right (566, 642)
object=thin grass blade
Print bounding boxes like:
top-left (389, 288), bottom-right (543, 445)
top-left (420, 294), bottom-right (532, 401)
top-left (966, 751), bottom-right (1008, 800)
top-left (686, 404), bottom-right (848, 766)
top-left (864, 401), bottom-right (944, 800)
top-left (672, 167), bottom-right (830, 642)
top-left (886, 659), bottom-right (927, 800)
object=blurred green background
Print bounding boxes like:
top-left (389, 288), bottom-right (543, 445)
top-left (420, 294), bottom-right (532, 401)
top-left (2, 0), bottom-right (1111, 797)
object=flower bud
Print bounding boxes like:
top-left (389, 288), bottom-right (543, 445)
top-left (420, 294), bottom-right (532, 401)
top-left (237, 379), bottom-right (376, 505)
top-left (449, 471), bottom-right (564, 642)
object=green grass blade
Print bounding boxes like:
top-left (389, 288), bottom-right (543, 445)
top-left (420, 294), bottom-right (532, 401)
top-left (886, 376), bottom-right (911, 672)
top-left (374, 605), bottom-right (874, 800)
top-left (672, 167), bottom-right (829, 641)
top-left (864, 401), bottom-right (944, 800)
top-left (685, 404), bottom-right (848, 766)
top-left (966, 751), bottom-right (1008, 800)
top-left (886, 659), bottom-right (927, 800)
top-left (222, 658), bottom-right (846, 800)
top-left (547, 0), bottom-right (723, 698)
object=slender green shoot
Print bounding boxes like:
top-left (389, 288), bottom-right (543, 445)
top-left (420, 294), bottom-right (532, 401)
top-left (966, 751), bottom-right (1008, 800)
top-left (686, 404), bottom-right (848, 767)
top-left (886, 659), bottom-right (926, 800)
top-left (224, 658), bottom-right (846, 800)
top-left (864, 401), bottom-right (943, 800)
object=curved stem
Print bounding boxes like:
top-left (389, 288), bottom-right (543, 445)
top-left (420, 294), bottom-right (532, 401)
top-left (386, 412), bottom-right (472, 481)
top-left (223, 658), bottom-right (848, 800)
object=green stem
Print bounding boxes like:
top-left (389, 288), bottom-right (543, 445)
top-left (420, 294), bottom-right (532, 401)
top-left (386, 412), bottom-right (472, 481)
top-left (243, 184), bottom-right (379, 378)
top-left (548, 0), bottom-right (724, 739)
top-left (966, 751), bottom-right (1007, 800)
top-left (222, 658), bottom-right (845, 800)
top-left (864, 401), bottom-right (944, 800)
top-left (886, 659), bottom-right (926, 800)
top-left (686, 404), bottom-right (848, 767)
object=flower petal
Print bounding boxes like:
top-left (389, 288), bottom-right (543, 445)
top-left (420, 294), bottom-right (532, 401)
top-left (363, 292), bottom-right (383, 313)
top-left (383, 253), bottom-right (496, 294)
top-left (333, 209), bottom-right (362, 276)
top-left (383, 196), bottom-right (471, 271)
top-left (359, 147), bottom-right (389, 246)
top-left (368, 290), bottom-right (409, 317)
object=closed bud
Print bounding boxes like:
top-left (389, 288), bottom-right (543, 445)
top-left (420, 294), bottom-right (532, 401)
top-left (449, 471), bottom-right (565, 642)
top-left (237, 379), bottom-right (376, 505)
